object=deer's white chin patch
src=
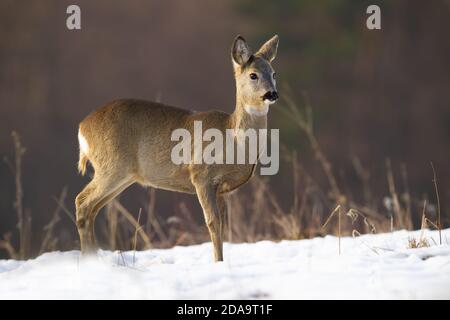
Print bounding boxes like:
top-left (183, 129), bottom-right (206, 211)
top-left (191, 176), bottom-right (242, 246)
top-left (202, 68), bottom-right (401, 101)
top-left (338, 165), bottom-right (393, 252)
top-left (78, 130), bottom-right (89, 154)
top-left (264, 99), bottom-right (276, 105)
top-left (244, 104), bottom-right (269, 116)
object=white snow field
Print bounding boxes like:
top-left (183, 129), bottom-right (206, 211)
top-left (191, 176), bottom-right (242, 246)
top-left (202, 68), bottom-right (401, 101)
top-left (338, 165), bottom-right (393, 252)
top-left (0, 229), bottom-right (449, 299)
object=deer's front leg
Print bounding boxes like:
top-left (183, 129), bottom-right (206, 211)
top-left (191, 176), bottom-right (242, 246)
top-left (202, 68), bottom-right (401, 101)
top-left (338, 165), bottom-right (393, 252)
top-left (194, 183), bottom-right (223, 262)
top-left (217, 195), bottom-right (227, 242)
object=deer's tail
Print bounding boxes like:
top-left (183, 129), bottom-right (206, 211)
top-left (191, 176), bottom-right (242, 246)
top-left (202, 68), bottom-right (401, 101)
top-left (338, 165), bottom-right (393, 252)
top-left (78, 152), bottom-right (88, 176)
top-left (77, 129), bottom-right (89, 176)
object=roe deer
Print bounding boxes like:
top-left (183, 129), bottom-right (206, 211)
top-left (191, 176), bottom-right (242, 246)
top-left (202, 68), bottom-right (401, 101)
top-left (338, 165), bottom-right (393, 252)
top-left (75, 35), bottom-right (279, 261)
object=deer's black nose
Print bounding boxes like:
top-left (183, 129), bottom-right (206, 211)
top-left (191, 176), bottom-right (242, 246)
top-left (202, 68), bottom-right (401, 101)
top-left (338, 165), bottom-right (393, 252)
top-left (263, 91), bottom-right (279, 102)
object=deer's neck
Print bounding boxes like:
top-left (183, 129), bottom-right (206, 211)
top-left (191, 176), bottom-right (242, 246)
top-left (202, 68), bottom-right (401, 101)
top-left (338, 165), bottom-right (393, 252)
top-left (230, 99), bottom-right (268, 132)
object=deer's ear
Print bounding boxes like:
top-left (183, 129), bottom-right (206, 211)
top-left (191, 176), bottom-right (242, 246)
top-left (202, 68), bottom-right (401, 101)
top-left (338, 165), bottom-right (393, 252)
top-left (231, 35), bottom-right (252, 66)
top-left (256, 35), bottom-right (279, 62)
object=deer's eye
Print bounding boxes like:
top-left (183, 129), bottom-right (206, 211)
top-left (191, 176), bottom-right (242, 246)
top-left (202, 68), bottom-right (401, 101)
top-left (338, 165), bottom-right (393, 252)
top-left (273, 73), bottom-right (276, 79)
top-left (249, 73), bottom-right (258, 80)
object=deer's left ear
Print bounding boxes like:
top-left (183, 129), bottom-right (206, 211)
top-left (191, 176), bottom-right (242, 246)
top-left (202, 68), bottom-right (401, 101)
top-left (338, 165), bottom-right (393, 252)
top-left (256, 35), bottom-right (279, 62)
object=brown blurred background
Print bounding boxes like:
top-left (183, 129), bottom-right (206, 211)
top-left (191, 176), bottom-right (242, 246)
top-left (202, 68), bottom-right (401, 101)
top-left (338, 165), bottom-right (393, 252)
top-left (0, 0), bottom-right (449, 257)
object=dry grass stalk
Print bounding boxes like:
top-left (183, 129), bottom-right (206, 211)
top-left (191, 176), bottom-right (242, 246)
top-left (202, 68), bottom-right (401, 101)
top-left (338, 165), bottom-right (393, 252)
top-left (322, 204), bottom-right (342, 254)
top-left (132, 208), bottom-right (142, 266)
top-left (408, 237), bottom-right (429, 249)
top-left (386, 159), bottom-right (406, 230)
top-left (145, 188), bottom-right (168, 244)
top-left (113, 201), bottom-right (152, 249)
top-left (322, 205), bottom-right (341, 229)
top-left (273, 213), bottom-right (302, 240)
top-left (407, 200), bottom-right (432, 249)
top-left (118, 251), bottom-right (127, 267)
top-left (338, 206), bottom-right (341, 254)
top-left (39, 187), bottom-right (67, 254)
top-left (11, 131), bottom-right (31, 259)
top-left (53, 194), bottom-right (76, 225)
top-left (419, 200), bottom-right (427, 243)
top-left (352, 230), bottom-right (361, 237)
top-left (401, 164), bottom-right (412, 222)
top-left (1, 132), bottom-right (31, 259)
top-left (424, 217), bottom-right (439, 230)
top-left (430, 162), bottom-right (442, 245)
top-left (387, 159), bottom-right (414, 230)
top-left (346, 208), bottom-right (376, 234)
top-left (0, 233), bottom-right (18, 259)
top-left (351, 155), bottom-right (372, 206)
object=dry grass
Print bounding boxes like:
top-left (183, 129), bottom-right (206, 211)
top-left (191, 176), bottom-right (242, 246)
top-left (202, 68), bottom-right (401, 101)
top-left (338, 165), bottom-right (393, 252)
top-left (430, 162), bottom-right (442, 244)
top-left (0, 96), bottom-right (447, 259)
top-left (408, 237), bottom-right (430, 249)
top-left (0, 131), bottom-right (31, 259)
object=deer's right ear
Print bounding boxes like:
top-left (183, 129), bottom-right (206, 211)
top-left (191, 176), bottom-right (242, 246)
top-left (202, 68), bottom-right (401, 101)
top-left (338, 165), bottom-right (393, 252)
top-left (231, 35), bottom-right (252, 67)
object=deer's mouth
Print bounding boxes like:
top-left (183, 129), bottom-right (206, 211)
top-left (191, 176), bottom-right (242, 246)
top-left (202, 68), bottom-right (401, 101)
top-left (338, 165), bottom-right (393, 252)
top-left (264, 99), bottom-right (277, 105)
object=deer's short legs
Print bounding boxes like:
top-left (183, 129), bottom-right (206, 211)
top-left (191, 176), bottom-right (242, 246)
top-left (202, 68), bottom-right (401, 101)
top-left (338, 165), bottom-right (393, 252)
top-left (75, 173), bottom-right (133, 254)
top-left (75, 183), bottom-right (97, 253)
top-left (194, 183), bottom-right (223, 262)
top-left (217, 195), bottom-right (227, 242)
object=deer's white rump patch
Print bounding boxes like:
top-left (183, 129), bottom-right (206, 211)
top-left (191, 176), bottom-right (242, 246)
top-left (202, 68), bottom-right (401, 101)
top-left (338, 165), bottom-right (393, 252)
top-left (78, 129), bottom-right (89, 154)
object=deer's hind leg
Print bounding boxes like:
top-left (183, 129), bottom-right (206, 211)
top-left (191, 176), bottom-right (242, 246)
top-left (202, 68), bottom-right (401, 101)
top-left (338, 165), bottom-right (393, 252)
top-left (75, 172), bottom-right (134, 254)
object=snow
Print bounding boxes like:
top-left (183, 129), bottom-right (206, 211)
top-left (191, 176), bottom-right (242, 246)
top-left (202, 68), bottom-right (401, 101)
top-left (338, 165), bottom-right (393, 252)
top-left (1, 229), bottom-right (449, 299)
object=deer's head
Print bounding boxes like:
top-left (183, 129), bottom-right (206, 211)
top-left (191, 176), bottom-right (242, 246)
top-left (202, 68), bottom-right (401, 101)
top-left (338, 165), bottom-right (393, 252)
top-left (231, 35), bottom-right (279, 116)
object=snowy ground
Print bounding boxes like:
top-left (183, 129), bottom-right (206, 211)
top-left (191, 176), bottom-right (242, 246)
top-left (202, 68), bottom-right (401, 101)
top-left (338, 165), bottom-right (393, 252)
top-left (0, 229), bottom-right (449, 299)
